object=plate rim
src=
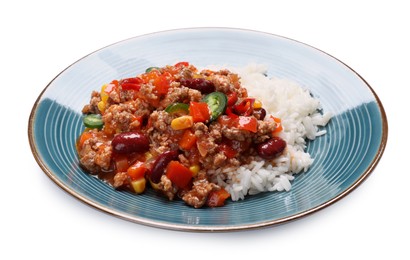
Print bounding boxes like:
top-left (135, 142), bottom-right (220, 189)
top-left (28, 27), bottom-right (388, 232)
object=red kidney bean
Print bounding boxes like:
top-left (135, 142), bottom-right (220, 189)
top-left (150, 150), bottom-right (179, 183)
top-left (180, 78), bottom-right (215, 94)
top-left (256, 137), bottom-right (286, 160)
top-left (253, 108), bottom-right (266, 120)
top-left (111, 132), bottom-right (149, 154)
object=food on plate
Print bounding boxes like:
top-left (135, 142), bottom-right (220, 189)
top-left (76, 62), bottom-right (331, 208)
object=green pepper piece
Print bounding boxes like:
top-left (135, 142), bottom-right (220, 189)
top-left (145, 67), bottom-right (160, 73)
top-left (165, 103), bottom-right (189, 115)
top-left (83, 114), bottom-right (104, 129)
top-left (202, 92), bottom-right (227, 121)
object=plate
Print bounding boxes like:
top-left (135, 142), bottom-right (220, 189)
top-left (28, 28), bottom-right (387, 231)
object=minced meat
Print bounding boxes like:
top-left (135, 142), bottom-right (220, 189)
top-left (76, 62), bottom-right (285, 208)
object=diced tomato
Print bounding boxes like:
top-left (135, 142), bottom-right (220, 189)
top-left (218, 143), bottom-right (237, 158)
top-left (217, 115), bottom-right (235, 127)
top-left (174, 61), bottom-right (189, 67)
top-left (225, 107), bottom-right (239, 119)
top-left (189, 101), bottom-right (210, 123)
top-left (154, 72), bottom-right (172, 95)
top-left (130, 115), bottom-right (143, 128)
top-left (114, 155), bottom-right (129, 172)
top-left (121, 77), bottom-right (143, 91)
top-left (165, 161), bottom-right (193, 188)
top-left (187, 146), bottom-right (200, 165)
top-left (233, 98), bottom-right (255, 116)
top-left (206, 188), bottom-right (230, 207)
top-left (77, 131), bottom-right (93, 148)
top-left (105, 80), bottom-right (118, 93)
top-left (127, 161), bottom-right (147, 181)
top-left (237, 116), bottom-right (258, 133)
top-left (141, 69), bottom-right (161, 84)
top-left (227, 92), bottom-right (238, 106)
top-left (271, 116), bottom-right (283, 134)
top-left (179, 129), bottom-right (197, 150)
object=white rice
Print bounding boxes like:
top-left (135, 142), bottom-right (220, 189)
top-left (209, 64), bottom-right (332, 201)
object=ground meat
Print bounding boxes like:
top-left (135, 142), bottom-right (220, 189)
top-left (210, 74), bottom-right (233, 94)
top-left (148, 111), bottom-right (181, 154)
top-left (253, 120), bottom-right (276, 143)
top-left (113, 172), bottom-right (128, 188)
top-left (208, 122), bottom-right (223, 140)
top-left (182, 172), bottom-right (219, 208)
top-left (78, 129), bottom-right (112, 173)
top-left (194, 123), bottom-right (218, 157)
top-left (159, 86), bottom-right (202, 109)
top-left (158, 175), bottom-right (177, 201)
top-left (178, 154), bottom-right (190, 168)
top-left (206, 69), bottom-right (248, 98)
top-left (139, 83), bottom-right (160, 105)
top-left (103, 103), bottom-right (136, 133)
top-left (82, 91), bottom-right (101, 114)
top-left (172, 66), bottom-right (196, 81)
top-left (102, 99), bottom-right (151, 133)
top-left (222, 125), bottom-right (252, 141)
top-left (77, 62), bottom-right (287, 209)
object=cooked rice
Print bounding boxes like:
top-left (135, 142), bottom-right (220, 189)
top-left (208, 64), bottom-right (332, 201)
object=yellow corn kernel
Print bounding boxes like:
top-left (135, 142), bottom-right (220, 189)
top-left (189, 165), bottom-right (200, 176)
top-left (253, 100), bottom-right (262, 109)
top-left (193, 73), bottom-right (203, 79)
top-left (149, 179), bottom-right (161, 190)
top-left (131, 178), bottom-right (146, 194)
top-left (171, 116), bottom-right (194, 130)
top-left (144, 152), bottom-right (153, 161)
top-left (100, 84), bottom-right (109, 103)
top-left (97, 100), bottom-right (105, 112)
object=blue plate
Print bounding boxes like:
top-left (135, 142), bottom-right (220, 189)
top-left (28, 28), bottom-right (388, 231)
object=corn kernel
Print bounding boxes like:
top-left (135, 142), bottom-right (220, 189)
top-left (97, 101), bottom-right (105, 112)
top-left (171, 116), bottom-right (194, 130)
top-left (149, 179), bottom-right (161, 190)
top-left (189, 165), bottom-right (200, 176)
top-left (131, 178), bottom-right (146, 194)
top-left (253, 100), bottom-right (262, 109)
top-left (144, 152), bottom-right (153, 161)
top-left (100, 84), bottom-right (109, 102)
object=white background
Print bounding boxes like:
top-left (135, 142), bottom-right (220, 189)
top-left (1, 1), bottom-right (408, 259)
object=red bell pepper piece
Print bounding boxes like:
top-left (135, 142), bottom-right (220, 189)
top-left (121, 77), bottom-right (143, 91)
top-left (166, 161), bottom-right (193, 188)
top-left (114, 155), bottom-right (129, 173)
top-left (218, 143), bottom-right (237, 158)
top-left (174, 61), bottom-right (189, 67)
top-left (189, 101), bottom-right (210, 123)
top-left (105, 80), bottom-right (118, 93)
top-left (237, 116), bottom-right (258, 133)
top-left (206, 188), bottom-right (230, 207)
top-left (233, 98), bottom-right (255, 116)
top-left (227, 92), bottom-right (238, 106)
top-left (154, 72), bottom-right (172, 95)
top-left (270, 116), bottom-right (283, 134)
top-left (127, 161), bottom-right (147, 180)
top-left (179, 129), bottom-right (197, 150)
top-left (225, 107), bottom-right (239, 119)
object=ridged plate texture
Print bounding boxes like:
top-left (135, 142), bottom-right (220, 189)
top-left (29, 28), bottom-right (387, 231)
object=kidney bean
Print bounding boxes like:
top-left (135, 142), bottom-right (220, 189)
top-left (180, 78), bottom-right (215, 94)
top-left (150, 150), bottom-right (179, 183)
top-left (111, 132), bottom-right (149, 154)
top-left (256, 137), bottom-right (286, 160)
top-left (253, 108), bottom-right (266, 120)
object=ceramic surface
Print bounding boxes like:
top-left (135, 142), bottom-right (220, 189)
top-left (28, 28), bottom-right (387, 231)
